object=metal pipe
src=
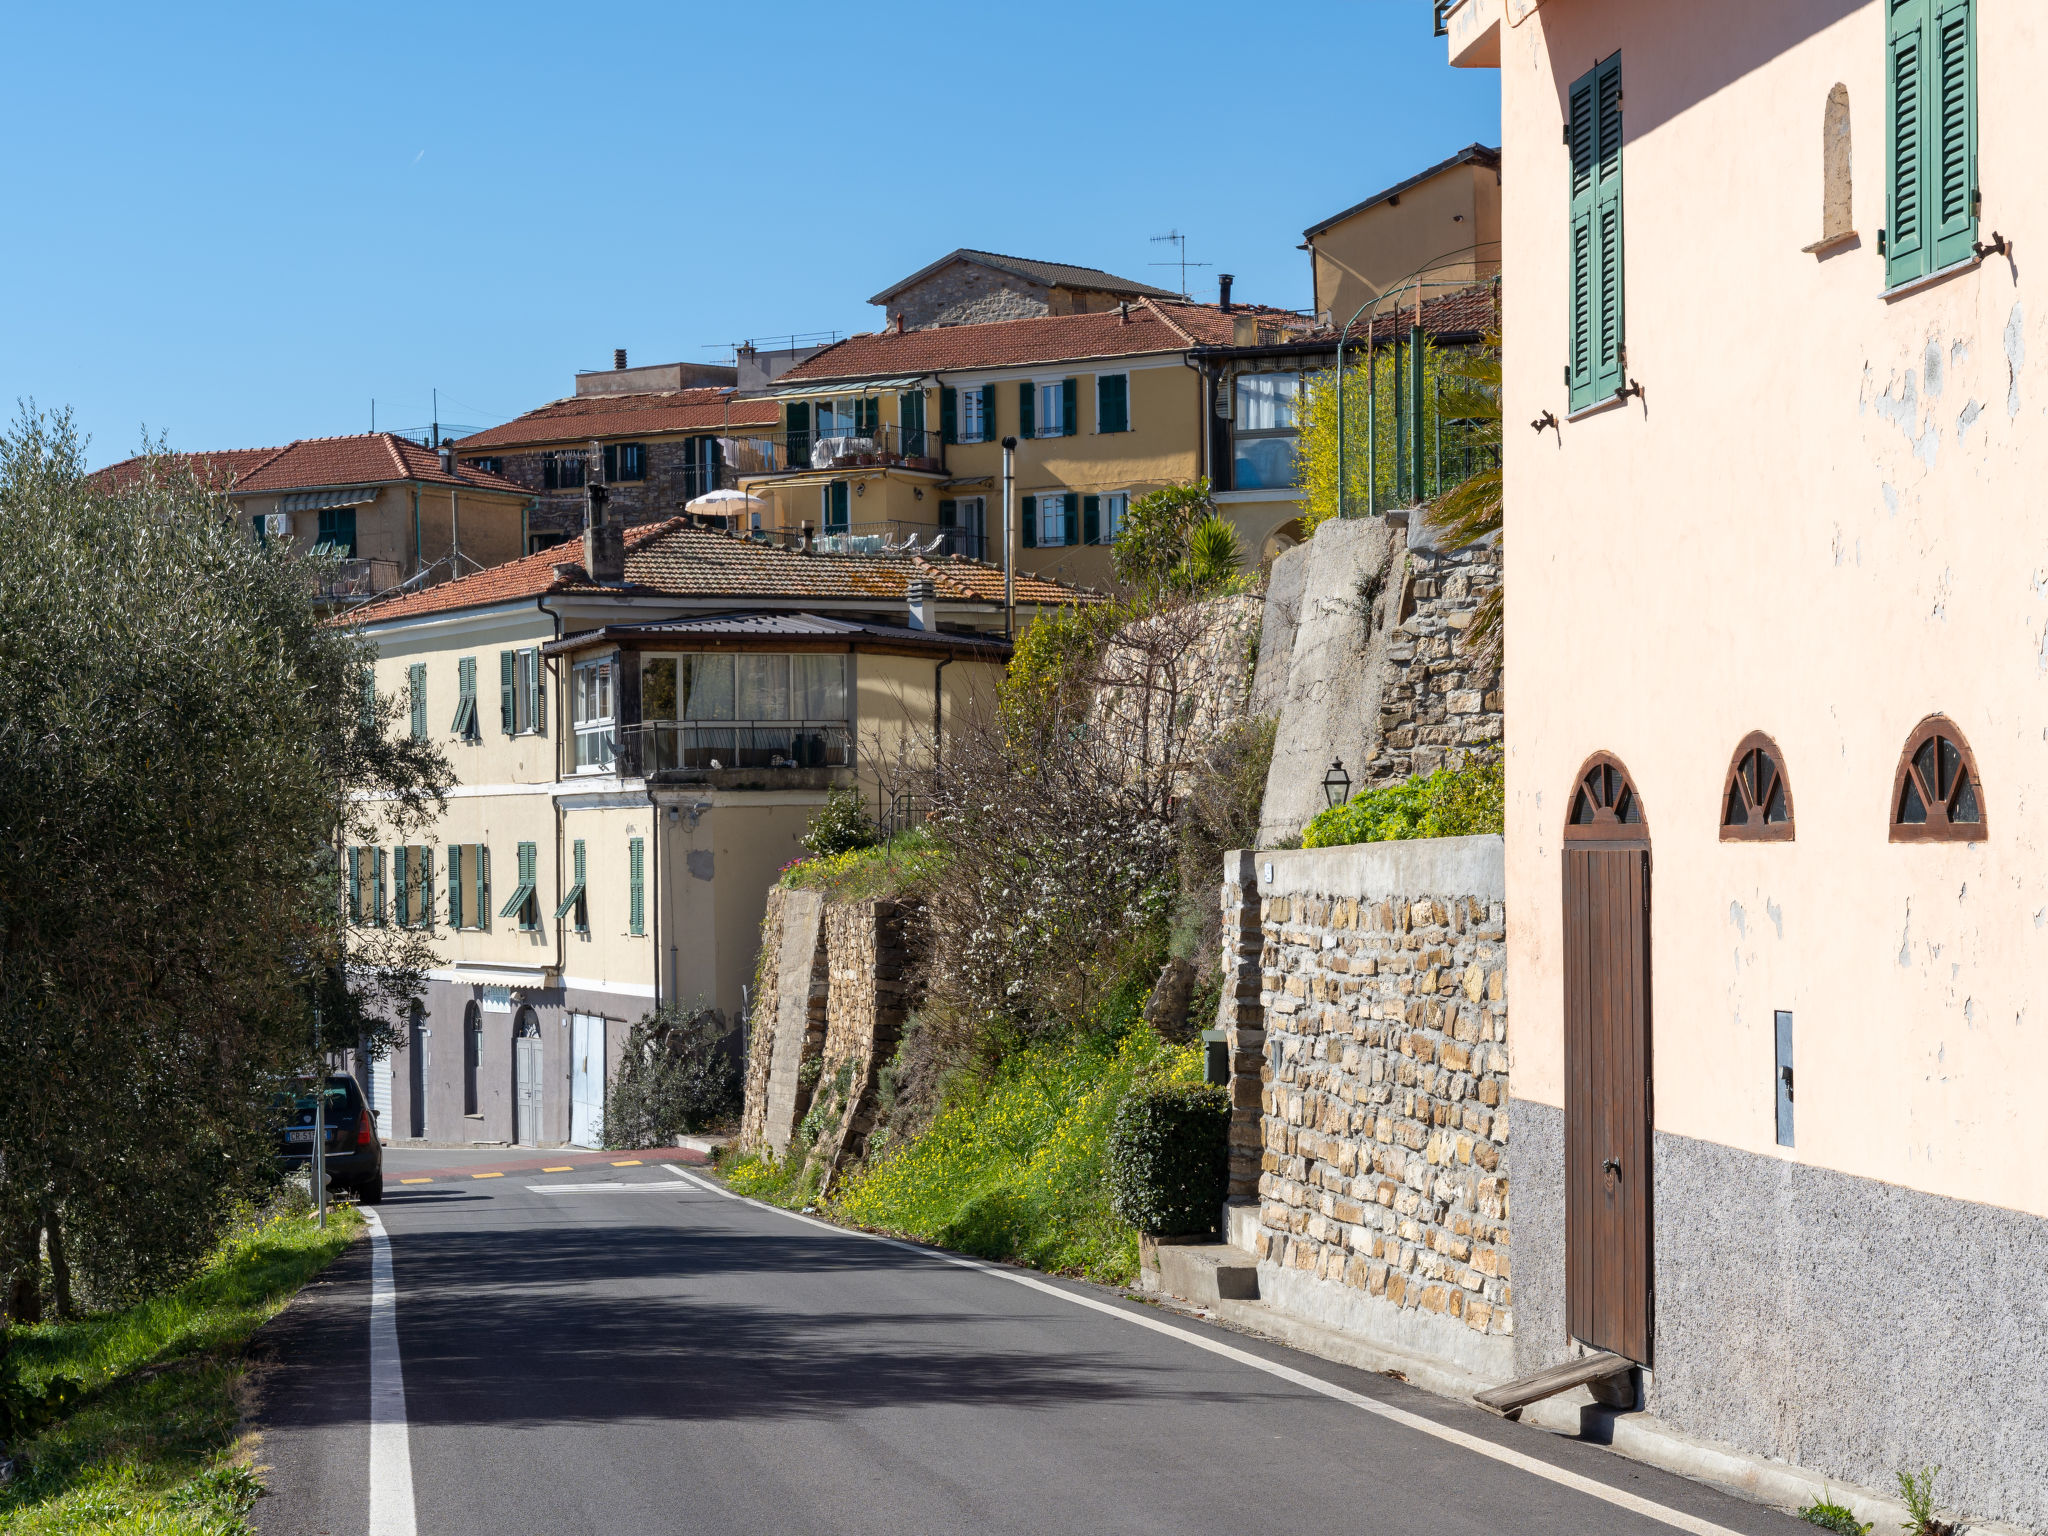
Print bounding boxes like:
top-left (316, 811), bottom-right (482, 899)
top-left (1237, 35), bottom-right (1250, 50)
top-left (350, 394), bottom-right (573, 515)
top-left (1410, 323), bottom-right (1426, 505)
top-left (1000, 436), bottom-right (1017, 639)
top-left (1367, 342), bottom-right (1378, 516)
top-left (1334, 296), bottom-right (1376, 520)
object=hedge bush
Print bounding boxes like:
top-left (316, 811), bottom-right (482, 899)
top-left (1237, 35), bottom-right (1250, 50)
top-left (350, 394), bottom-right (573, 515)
top-left (1105, 1082), bottom-right (1230, 1236)
top-left (1300, 757), bottom-right (1504, 849)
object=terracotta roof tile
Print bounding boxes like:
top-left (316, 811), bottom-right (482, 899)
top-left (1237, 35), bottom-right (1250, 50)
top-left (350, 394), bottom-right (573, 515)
top-left (346, 519), bottom-right (1097, 627)
top-left (91, 446), bottom-right (289, 492)
top-left (771, 299), bottom-right (1307, 383)
top-left (229, 433), bottom-right (529, 495)
top-left (452, 389), bottom-right (780, 452)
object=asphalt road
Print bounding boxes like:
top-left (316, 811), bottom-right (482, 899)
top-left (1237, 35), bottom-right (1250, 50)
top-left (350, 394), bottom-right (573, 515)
top-left (251, 1146), bottom-right (1813, 1536)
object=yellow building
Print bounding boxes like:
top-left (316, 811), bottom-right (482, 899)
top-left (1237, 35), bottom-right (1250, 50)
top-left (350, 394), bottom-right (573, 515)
top-left (738, 297), bottom-right (1325, 585)
top-left (1302, 142), bottom-right (1501, 329)
top-left (341, 517), bottom-right (1088, 1148)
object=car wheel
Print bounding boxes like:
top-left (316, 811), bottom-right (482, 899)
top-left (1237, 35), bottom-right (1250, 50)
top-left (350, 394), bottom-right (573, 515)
top-left (357, 1173), bottom-right (384, 1205)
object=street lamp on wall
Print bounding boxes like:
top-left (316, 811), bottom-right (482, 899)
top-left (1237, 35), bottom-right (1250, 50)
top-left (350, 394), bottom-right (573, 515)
top-left (1323, 759), bottom-right (1351, 808)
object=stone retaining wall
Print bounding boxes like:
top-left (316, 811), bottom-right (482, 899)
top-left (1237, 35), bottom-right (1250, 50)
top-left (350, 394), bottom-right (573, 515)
top-left (807, 900), bottom-right (912, 1184)
top-left (1225, 837), bottom-right (1513, 1378)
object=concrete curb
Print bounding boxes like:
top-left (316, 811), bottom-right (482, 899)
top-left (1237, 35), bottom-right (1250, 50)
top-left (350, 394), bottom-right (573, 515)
top-left (1193, 1296), bottom-right (2035, 1536)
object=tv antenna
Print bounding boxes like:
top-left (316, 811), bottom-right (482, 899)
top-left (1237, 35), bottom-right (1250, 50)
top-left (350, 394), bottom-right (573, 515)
top-left (1149, 230), bottom-right (1211, 298)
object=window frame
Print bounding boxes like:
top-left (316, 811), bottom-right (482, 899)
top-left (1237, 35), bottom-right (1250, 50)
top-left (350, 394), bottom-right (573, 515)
top-left (1036, 491), bottom-right (1072, 547)
top-left (603, 442), bottom-right (647, 482)
top-left (1885, 0), bottom-right (1977, 289)
top-left (1889, 713), bottom-right (1985, 842)
top-left (1094, 372), bottom-right (1131, 434)
top-left (542, 450), bottom-right (587, 490)
top-left (958, 384), bottom-right (988, 443)
top-left (1719, 730), bottom-right (1796, 843)
top-left (571, 655), bottom-right (617, 773)
top-left (1034, 377), bottom-right (1068, 438)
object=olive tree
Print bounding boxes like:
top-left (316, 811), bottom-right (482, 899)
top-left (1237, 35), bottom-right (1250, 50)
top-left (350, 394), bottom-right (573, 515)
top-left (0, 409), bottom-right (447, 1326)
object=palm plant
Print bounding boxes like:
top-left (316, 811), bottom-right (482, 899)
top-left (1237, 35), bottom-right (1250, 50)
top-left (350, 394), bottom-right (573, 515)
top-left (1423, 329), bottom-right (1503, 660)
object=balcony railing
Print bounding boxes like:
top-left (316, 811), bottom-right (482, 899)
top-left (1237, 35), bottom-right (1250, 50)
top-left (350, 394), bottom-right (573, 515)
top-left (619, 721), bottom-right (852, 775)
top-left (317, 557), bottom-right (403, 601)
top-left (812, 518), bottom-right (984, 559)
top-left (778, 423), bottom-right (940, 474)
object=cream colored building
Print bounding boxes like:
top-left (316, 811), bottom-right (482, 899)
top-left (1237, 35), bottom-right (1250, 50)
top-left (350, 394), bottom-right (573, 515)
top-left (1303, 142), bottom-right (1501, 329)
top-left (343, 518), bottom-right (1082, 1149)
top-left (1455, 0), bottom-right (2048, 1524)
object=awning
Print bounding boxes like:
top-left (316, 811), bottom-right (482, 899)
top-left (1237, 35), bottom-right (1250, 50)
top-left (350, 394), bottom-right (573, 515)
top-left (281, 486), bottom-right (381, 513)
top-left (769, 376), bottom-right (926, 397)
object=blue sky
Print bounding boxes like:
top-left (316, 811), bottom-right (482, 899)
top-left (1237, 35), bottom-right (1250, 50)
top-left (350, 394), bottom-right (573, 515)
top-left (3, 2), bottom-right (1498, 466)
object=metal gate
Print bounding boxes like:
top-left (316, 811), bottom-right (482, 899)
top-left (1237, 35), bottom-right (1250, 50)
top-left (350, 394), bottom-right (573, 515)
top-left (514, 1009), bottom-right (544, 1146)
top-left (1561, 753), bottom-right (1654, 1365)
top-left (570, 1014), bottom-right (607, 1148)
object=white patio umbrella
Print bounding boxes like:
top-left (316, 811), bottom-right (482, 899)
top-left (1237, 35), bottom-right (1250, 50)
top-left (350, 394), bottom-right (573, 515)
top-left (684, 488), bottom-right (769, 518)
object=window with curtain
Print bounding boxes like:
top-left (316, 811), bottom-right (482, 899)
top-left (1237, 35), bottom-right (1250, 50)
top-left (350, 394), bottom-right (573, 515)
top-left (1233, 373), bottom-right (1301, 490)
top-left (572, 657), bottom-right (614, 770)
top-left (1036, 381), bottom-right (1066, 437)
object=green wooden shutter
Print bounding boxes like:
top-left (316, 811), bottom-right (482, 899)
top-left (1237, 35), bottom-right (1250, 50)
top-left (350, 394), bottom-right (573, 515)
top-left (448, 844), bottom-right (464, 929)
top-left (1063, 494), bottom-right (1079, 545)
top-left (408, 664), bottom-right (426, 739)
top-left (348, 847), bottom-right (362, 924)
top-left (421, 847), bottom-right (434, 929)
top-left (980, 384), bottom-right (997, 442)
top-left (500, 650), bottom-right (515, 734)
top-left (479, 844), bottom-right (491, 931)
top-left (786, 400), bottom-right (810, 468)
top-left (1083, 494), bottom-right (1101, 545)
top-left (527, 649), bottom-right (546, 737)
top-left (629, 837), bottom-right (645, 935)
top-left (1097, 374), bottom-right (1128, 433)
top-left (1591, 55), bottom-right (1624, 401)
top-left (1887, 0), bottom-right (1930, 285)
top-left (394, 845), bottom-right (410, 926)
top-left (374, 848), bottom-right (387, 926)
top-left (1018, 382), bottom-right (1035, 439)
top-left (941, 386), bottom-right (958, 444)
top-left (1930, 0), bottom-right (1976, 271)
top-left (1021, 495), bottom-right (1037, 548)
top-left (1061, 377), bottom-right (1078, 436)
top-left (1566, 55), bottom-right (1624, 409)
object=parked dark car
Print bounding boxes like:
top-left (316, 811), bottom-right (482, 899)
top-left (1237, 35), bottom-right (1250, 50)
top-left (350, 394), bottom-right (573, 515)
top-left (277, 1074), bottom-right (383, 1204)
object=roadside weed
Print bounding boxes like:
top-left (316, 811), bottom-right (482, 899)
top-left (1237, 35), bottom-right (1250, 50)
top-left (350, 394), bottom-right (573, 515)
top-left (1797, 1490), bottom-right (1871, 1534)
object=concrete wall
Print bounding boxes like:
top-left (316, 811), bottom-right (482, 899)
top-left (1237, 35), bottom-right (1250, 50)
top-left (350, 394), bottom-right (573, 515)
top-left (1472, 3), bottom-right (2048, 1525)
top-left (1224, 837), bottom-right (1513, 1383)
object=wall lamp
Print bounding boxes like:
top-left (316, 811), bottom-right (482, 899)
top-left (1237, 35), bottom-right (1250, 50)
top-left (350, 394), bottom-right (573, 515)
top-left (1323, 758), bottom-right (1352, 808)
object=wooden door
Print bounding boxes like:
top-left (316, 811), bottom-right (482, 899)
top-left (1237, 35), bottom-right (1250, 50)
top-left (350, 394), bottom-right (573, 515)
top-left (1562, 754), bottom-right (1654, 1364)
top-left (514, 1011), bottom-right (544, 1146)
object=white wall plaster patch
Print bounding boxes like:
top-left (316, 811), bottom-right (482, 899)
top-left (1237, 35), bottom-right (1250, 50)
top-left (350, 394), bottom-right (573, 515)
top-left (1923, 337), bottom-right (1945, 397)
top-left (1957, 399), bottom-right (1983, 443)
top-left (1951, 337), bottom-right (1971, 367)
top-left (1882, 482), bottom-right (1900, 517)
top-left (2006, 301), bottom-right (2027, 419)
top-left (1898, 898), bottom-right (1912, 967)
top-left (1766, 899), bottom-right (1783, 939)
top-left (1729, 900), bottom-right (1746, 938)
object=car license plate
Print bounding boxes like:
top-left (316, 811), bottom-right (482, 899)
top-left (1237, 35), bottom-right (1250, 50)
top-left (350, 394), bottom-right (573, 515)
top-left (287, 1129), bottom-right (315, 1143)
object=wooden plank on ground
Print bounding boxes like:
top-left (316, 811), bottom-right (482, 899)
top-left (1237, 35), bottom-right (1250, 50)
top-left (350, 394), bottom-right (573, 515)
top-left (1473, 1350), bottom-right (1632, 1416)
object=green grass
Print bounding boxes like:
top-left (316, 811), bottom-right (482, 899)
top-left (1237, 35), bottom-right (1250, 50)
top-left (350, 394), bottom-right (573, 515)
top-left (724, 1029), bottom-right (1204, 1285)
top-left (777, 828), bottom-right (947, 903)
top-left (0, 1203), bottom-right (361, 1536)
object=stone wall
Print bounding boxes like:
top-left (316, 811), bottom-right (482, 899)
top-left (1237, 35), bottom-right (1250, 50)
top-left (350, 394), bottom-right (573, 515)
top-left (477, 435), bottom-right (756, 544)
top-left (806, 900), bottom-right (913, 1186)
top-left (886, 262), bottom-right (1053, 330)
top-left (1225, 837), bottom-right (1514, 1381)
top-left (748, 888), bottom-right (829, 1158)
top-left (1363, 525), bottom-right (1502, 786)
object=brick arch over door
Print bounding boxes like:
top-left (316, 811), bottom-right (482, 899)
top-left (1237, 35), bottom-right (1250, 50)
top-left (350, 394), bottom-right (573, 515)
top-left (1560, 750), bottom-right (1654, 1363)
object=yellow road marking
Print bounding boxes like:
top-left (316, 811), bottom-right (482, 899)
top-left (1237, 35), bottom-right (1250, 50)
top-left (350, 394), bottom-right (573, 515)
top-left (400, 1177), bottom-right (432, 1185)
top-left (541, 1166), bottom-right (574, 1173)
top-left (473, 1171), bottom-right (504, 1179)
top-left (610, 1159), bottom-right (642, 1166)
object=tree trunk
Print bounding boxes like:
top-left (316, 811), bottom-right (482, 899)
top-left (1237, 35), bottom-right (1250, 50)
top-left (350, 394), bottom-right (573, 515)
top-left (5, 1218), bottom-right (43, 1327)
top-left (42, 1208), bottom-right (71, 1323)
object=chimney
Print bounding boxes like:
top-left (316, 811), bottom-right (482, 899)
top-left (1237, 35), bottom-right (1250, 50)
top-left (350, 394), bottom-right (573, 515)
top-left (1119, 301), bottom-right (1130, 325)
top-left (583, 435), bottom-right (624, 582)
top-left (906, 577), bottom-right (936, 631)
top-left (613, 348), bottom-right (628, 371)
top-left (1218, 273), bottom-right (1235, 312)
top-left (800, 520), bottom-right (815, 554)
top-left (894, 312), bottom-right (906, 334)
top-left (438, 444), bottom-right (454, 474)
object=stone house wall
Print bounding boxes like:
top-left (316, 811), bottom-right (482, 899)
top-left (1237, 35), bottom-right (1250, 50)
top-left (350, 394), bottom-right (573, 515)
top-left (807, 900), bottom-right (912, 1186)
top-left (475, 435), bottom-right (756, 544)
top-left (886, 263), bottom-right (1054, 330)
top-left (1224, 837), bottom-right (1513, 1382)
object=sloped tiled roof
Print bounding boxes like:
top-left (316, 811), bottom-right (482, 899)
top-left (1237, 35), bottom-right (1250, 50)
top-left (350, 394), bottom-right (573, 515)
top-left (546, 612), bottom-right (1013, 660)
top-left (1304, 143), bottom-right (1501, 239)
top-left (1286, 282), bottom-right (1502, 346)
top-left (96, 435), bottom-right (530, 497)
top-left (347, 518), bottom-right (1098, 627)
top-left (231, 434), bottom-right (530, 495)
top-left (453, 388), bottom-right (780, 452)
top-left (92, 446), bottom-right (289, 493)
top-left (869, 249), bottom-right (1182, 305)
top-left (774, 299), bottom-right (1310, 385)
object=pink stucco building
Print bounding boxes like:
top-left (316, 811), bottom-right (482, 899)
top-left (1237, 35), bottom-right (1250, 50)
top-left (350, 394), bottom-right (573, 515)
top-left (1451, 0), bottom-right (2046, 1525)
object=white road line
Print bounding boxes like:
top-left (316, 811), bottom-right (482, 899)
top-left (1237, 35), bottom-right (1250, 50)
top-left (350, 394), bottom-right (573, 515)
top-left (362, 1210), bottom-right (417, 1536)
top-left (663, 1165), bottom-right (1747, 1536)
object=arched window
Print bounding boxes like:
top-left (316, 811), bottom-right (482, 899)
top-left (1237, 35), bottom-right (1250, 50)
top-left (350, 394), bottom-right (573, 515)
top-left (1564, 751), bottom-right (1648, 841)
top-left (1720, 731), bottom-right (1795, 841)
top-left (463, 1001), bottom-right (482, 1116)
top-left (1891, 715), bottom-right (1985, 842)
